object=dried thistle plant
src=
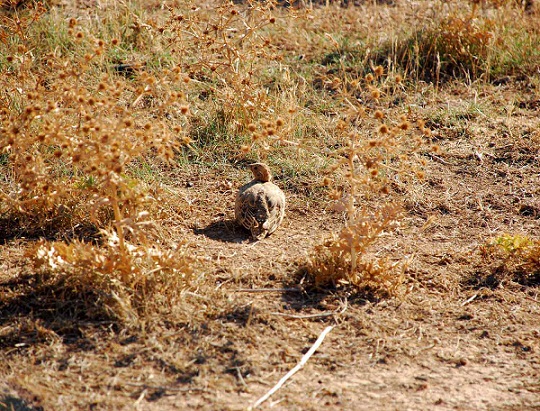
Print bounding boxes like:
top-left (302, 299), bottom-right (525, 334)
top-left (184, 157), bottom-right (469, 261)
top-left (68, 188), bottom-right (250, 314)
top-left (161, 0), bottom-right (296, 138)
top-left (303, 66), bottom-right (428, 297)
top-left (0, 4), bottom-right (196, 322)
top-left (1, 19), bottom-right (187, 235)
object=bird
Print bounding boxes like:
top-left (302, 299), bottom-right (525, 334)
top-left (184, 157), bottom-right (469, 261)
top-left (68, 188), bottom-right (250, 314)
top-left (235, 163), bottom-right (286, 240)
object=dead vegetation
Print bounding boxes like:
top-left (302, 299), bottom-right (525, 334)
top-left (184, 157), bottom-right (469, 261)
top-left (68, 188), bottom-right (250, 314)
top-left (1, 0), bottom-right (539, 410)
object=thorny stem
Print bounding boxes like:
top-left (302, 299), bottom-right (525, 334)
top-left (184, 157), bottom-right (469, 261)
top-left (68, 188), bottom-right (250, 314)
top-left (348, 140), bottom-right (357, 274)
top-left (110, 182), bottom-right (127, 280)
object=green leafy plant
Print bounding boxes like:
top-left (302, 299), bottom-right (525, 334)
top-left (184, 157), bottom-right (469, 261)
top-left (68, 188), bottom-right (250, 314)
top-left (479, 234), bottom-right (540, 286)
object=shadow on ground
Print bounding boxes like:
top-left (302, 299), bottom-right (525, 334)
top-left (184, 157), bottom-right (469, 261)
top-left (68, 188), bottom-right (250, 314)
top-left (193, 219), bottom-right (251, 243)
top-left (0, 272), bottom-right (111, 350)
top-left (276, 267), bottom-right (380, 314)
top-left (0, 395), bottom-right (42, 411)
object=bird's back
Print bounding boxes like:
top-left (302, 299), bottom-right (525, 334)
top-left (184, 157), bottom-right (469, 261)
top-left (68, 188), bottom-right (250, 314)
top-left (235, 180), bottom-right (285, 240)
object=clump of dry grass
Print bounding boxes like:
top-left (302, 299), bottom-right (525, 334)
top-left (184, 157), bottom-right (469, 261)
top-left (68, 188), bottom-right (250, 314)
top-left (29, 237), bottom-right (196, 323)
top-left (382, 1), bottom-right (540, 83)
top-left (305, 205), bottom-right (408, 297)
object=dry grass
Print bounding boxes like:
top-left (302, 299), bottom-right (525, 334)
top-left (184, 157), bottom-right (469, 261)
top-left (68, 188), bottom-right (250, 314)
top-left (1, 0), bottom-right (540, 410)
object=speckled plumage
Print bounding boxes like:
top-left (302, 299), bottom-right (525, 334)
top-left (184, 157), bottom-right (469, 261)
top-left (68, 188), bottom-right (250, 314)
top-left (235, 163), bottom-right (286, 240)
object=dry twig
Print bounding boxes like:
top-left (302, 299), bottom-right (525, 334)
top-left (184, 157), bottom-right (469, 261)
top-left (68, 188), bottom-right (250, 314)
top-left (249, 325), bottom-right (335, 409)
top-left (233, 288), bottom-right (302, 293)
top-left (461, 293), bottom-right (478, 306)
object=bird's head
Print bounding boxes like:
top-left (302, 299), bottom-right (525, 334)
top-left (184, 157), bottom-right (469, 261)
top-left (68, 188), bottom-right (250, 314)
top-left (249, 163), bottom-right (272, 182)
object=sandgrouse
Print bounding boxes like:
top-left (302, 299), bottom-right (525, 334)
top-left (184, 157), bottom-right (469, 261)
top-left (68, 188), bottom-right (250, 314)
top-left (235, 163), bottom-right (286, 240)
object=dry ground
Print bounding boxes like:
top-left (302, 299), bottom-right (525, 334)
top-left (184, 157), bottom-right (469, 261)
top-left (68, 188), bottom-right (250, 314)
top-left (2, 81), bottom-right (540, 410)
top-left (1, 2), bottom-right (540, 411)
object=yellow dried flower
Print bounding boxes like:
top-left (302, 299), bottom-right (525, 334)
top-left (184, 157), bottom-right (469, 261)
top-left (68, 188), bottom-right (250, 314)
top-left (399, 121), bottom-right (410, 131)
top-left (336, 120), bottom-right (348, 130)
top-left (329, 189), bottom-right (341, 200)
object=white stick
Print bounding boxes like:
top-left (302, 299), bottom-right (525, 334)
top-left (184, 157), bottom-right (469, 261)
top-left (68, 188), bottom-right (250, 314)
top-left (461, 293), bottom-right (478, 306)
top-left (249, 325), bottom-right (335, 410)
